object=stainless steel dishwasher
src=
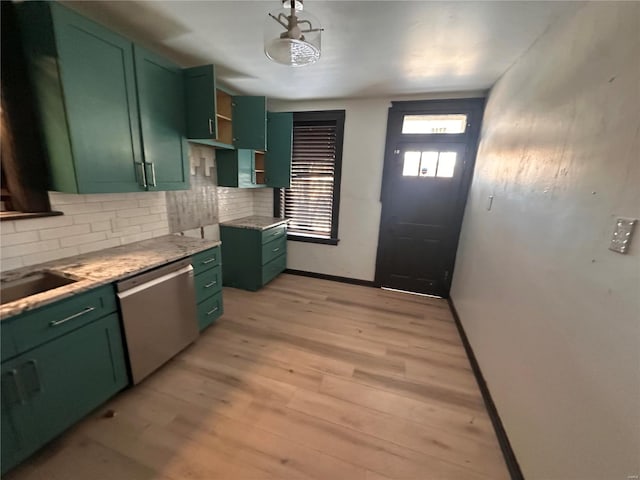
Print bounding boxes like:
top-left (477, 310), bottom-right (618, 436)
top-left (117, 258), bottom-right (198, 384)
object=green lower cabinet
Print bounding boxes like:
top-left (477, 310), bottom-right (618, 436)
top-left (197, 291), bottom-right (224, 331)
top-left (220, 224), bottom-right (287, 291)
top-left (0, 313), bottom-right (128, 474)
top-left (1, 360), bottom-right (38, 473)
top-left (192, 246), bottom-right (224, 331)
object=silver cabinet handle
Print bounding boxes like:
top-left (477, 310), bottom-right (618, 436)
top-left (6, 369), bottom-right (26, 405)
top-left (50, 307), bottom-right (95, 327)
top-left (208, 118), bottom-right (214, 135)
top-left (206, 306), bottom-right (219, 316)
top-left (26, 360), bottom-right (42, 394)
top-left (273, 247), bottom-right (280, 252)
top-left (147, 163), bottom-right (157, 187)
top-left (135, 161), bottom-right (147, 187)
top-left (202, 257), bottom-right (216, 264)
top-left (204, 281), bottom-right (217, 288)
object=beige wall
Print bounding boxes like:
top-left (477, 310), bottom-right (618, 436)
top-left (269, 92), bottom-right (484, 280)
top-left (451, 3), bottom-right (640, 479)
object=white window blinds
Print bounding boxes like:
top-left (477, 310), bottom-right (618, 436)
top-left (280, 121), bottom-right (338, 238)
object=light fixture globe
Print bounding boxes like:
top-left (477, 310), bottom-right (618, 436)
top-left (265, 38), bottom-right (320, 67)
top-left (264, 0), bottom-right (323, 67)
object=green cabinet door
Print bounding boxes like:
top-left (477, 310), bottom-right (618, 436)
top-left (134, 46), bottom-right (190, 191)
top-left (0, 314), bottom-right (128, 474)
top-left (233, 96), bottom-right (267, 150)
top-left (18, 2), bottom-right (143, 193)
top-left (26, 313), bottom-right (128, 446)
top-left (265, 112), bottom-right (293, 188)
top-left (216, 149), bottom-right (262, 188)
top-left (1, 361), bottom-right (38, 475)
top-left (184, 64), bottom-right (216, 139)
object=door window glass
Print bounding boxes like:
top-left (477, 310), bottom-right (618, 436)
top-left (402, 151), bottom-right (421, 176)
top-left (436, 152), bottom-right (457, 177)
top-left (402, 114), bottom-right (467, 134)
top-left (402, 151), bottom-right (457, 178)
top-left (419, 151), bottom-right (438, 177)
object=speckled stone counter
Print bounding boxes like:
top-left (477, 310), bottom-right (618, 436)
top-left (0, 235), bottom-right (221, 320)
top-left (220, 216), bottom-right (289, 231)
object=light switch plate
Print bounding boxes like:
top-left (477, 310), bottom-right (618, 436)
top-left (609, 218), bottom-right (637, 254)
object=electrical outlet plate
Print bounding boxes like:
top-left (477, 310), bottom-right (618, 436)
top-left (609, 218), bottom-right (637, 254)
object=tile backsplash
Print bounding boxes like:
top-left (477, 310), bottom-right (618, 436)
top-left (1, 145), bottom-right (280, 272)
top-left (1, 191), bottom-right (169, 270)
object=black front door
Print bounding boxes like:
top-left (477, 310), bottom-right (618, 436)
top-left (375, 99), bottom-right (484, 297)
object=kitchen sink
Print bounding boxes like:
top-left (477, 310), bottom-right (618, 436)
top-left (0, 272), bottom-right (77, 305)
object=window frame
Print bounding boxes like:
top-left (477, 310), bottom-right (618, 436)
top-left (273, 109), bottom-right (345, 246)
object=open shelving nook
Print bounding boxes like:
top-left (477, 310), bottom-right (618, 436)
top-left (215, 89), bottom-right (233, 146)
top-left (254, 151), bottom-right (265, 185)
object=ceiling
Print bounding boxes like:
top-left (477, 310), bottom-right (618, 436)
top-left (63, 1), bottom-right (580, 100)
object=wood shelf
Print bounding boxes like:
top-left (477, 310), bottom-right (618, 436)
top-left (216, 113), bottom-right (232, 122)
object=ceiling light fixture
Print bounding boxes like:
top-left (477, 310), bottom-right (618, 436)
top-left (264, 0), bottom-right (323, 67)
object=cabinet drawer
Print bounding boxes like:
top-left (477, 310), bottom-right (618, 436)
top-left (261, 224), bottom-right (287, 244)
top-left (262, 235), bottom-right (287, 266)
top-left (262, 253), bottom-right (286, 286)
top-left (191, 246), bottom-right (221, 275)
top-left (194, 265), bottom-right (222, 302)
top-left (3, 284), bottom-right (117, 359)
top-left (197, 291), bottom-right (223, 331)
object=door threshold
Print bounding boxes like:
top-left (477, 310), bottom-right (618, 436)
top-left (381, 287), bottom-right (443, 299)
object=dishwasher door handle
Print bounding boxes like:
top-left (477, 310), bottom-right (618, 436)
top-left (117, 265), bottom-right (194, 299)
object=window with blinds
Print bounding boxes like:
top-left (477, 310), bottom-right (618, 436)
top-left (277, 110), bottom-right (345, 244)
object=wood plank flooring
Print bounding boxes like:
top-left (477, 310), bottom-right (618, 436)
top-left (6, 274), bottom-right (509, 480)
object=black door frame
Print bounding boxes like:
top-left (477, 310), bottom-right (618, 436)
top-left (374, 98), bottom-right (485, 297)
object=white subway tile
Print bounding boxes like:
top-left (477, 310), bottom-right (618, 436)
top-left (2, 239), bottom-right (61, 259)
top-left (90, 221), bottom-right (112, 232)
top-left (60, 232), bottom-right (108, 247)
top-left (2, 231), bottom-right (39, 246)
top-left (116, 207), bottom-right (150, 218)
top-left (39, 224), bottom-right (90, 240)
top-left (72, 211), bottom-right (116, 225)
top-left (119, 231), bottom-right (153, 245)
top-left (23, 247), bottom-right (79, 267)
top-left (1, 222), bottom-right (16, 234)
top-left (77, 238), bottom-right (121, 254)
top-left (106, 225), bottom-right (142, 238)
top-left (49, 192), bottom-right (86, 205)
top-left (58, 202), bottom-right (104, 215)
top-left (1, 257), bottom-right (23, 271)
top-left (149, 205), bottom-right (167, 214)
top-left (14, 215), bottom-right (73, 232)
top-left (101, 200), bottom-right (135, 212)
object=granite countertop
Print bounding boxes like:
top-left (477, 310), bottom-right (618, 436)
top-left (1, 234), bottom-right (221, 320)
top-left (220, 216), bottom-right (290, 231)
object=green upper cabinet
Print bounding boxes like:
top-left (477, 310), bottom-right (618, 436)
top-left (134, 46), bottom-right (189, 191)
top-left (184, 65), bottom-right (217, 140)
top-left (17, 1), bottom-right (143, 193)
top-left (16, 1), bottom-right (189, 193)
top-left (232, 96), bottom-right (267, 151)
top-left (217, 112), bottom-right (292, 189)
top-left (265, 112), bottom-right (293, 188)
top-left (183, 66), bottom-right (266, 151)
top-left (216, 149), bottom-right (265, 188)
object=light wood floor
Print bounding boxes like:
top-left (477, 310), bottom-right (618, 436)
top-left (7, 274), bottom-right (509, 480)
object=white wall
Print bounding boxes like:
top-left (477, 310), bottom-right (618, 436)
top-left (269, 92), bottom-right (484, 280)
top-left (451, 3), bottom-right (640, 479)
